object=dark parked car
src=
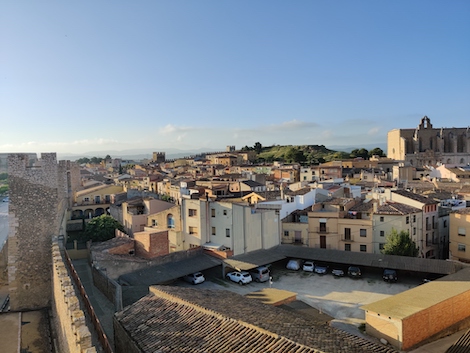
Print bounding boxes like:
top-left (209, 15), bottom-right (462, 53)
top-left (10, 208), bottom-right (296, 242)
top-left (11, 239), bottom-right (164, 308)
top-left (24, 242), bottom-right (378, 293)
top-left (347, 266), bottom-right (362, 278)
top-left (383, 269), bottom-right (397, 282)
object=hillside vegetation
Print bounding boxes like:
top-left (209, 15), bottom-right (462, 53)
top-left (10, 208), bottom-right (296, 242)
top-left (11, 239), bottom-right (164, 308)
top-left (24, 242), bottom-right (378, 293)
top-left (245, 144), bottom-right (384, 164)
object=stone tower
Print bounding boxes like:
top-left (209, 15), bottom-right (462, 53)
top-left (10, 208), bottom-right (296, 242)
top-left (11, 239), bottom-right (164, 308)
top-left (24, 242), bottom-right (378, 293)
top-left (152, 152), bottom-right (166, 163)
top-left (7, 153), bottom-right (75, 310)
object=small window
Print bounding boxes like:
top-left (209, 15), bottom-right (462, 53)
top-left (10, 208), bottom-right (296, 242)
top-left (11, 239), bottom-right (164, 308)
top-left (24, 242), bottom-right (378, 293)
top-left (211, 208), bottom-right (215, 217)
top-left (167, 214), bottom-right (175, 229)
top-left (189, 226), bottom-right (197, 235)
top-left (444, 220), bottom-right (447, 228)
top-left (406, 216), bottom-right (409, 224)
top-left (360, 244), bottom-right (367, 252)
top-left (458, 243), bottom-right (466, 252)
top-left (459, 227), bottom-right (466, 236)
top-left (379, 243), bottom-right (385, 250)
top-left (413, 227), bottom-right (416, 235)
top-left (284, 230), bottom-right (289, 237)
top-left (345, 243), bottom-right (351, 251)
top-left (84, 197), bottom-right (90, 202)
top-left (413, 215), bottom-right (416, 223)
top-left (226, 228), bottom-right (230, 237)
top-left (152, 219), bottom-right (157, 227)
top-left (344, 228), bottom-right (351, 240)
top-left (223, 210), bottom-right (227, 216)
top-left (211, 227), bottom-right (216, 235)
top-left (189, 209), bottom-right (197, 217)
top-left (380, 216), bottom-right (384, 222)
top-left (360, 229), bottom-right (367, 237)
top-left (380, 230), bottom-right (384, 237)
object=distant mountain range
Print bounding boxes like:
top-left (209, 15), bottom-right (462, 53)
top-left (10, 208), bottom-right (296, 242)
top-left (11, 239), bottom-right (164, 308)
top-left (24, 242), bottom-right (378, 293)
top-left (57, 143), bottom-right (387, 161)
top-left (57, 148), bottom-right (222, 161)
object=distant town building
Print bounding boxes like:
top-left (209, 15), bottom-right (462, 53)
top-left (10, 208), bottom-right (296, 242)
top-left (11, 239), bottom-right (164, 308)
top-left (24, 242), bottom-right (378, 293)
top-left (152, 152), bottom-right (166, 163)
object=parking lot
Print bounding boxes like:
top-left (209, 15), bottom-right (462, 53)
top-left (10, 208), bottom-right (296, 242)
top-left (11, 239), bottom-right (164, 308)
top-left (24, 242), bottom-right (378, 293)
top-left (176, 260), bottom-right (424, 334)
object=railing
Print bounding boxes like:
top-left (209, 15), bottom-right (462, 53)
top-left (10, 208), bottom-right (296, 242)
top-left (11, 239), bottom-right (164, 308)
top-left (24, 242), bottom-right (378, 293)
top-left (64, 250), bottom-right (113, 353)
top-left (316, 227), bottom-right (329, 234)
top-left (341, 237), bottom-right (353, 242)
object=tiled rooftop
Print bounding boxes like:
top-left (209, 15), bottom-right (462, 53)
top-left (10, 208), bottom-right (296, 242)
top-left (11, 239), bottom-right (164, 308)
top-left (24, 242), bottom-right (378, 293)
top-left (115, 286), bottom-right (398, 353)
top-left (375, 202), bottom-right (421, 215)
top-left (392, 189), bottom-right (436, 204)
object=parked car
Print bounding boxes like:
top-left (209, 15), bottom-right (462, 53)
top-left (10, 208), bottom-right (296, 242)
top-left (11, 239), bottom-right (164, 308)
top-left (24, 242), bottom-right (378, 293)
top-left (314, 263), bottom-right (328, 275)
top-left (347, 266), bottom-right (362, 278)
top-left (302, 261), bottom-right (315, 272)
top-left (286, 259), bottom-right (302, 271)
top-left (226, 271), bottom-right (253, 285)
top-left (382, 269), bottom-right (397, 282)
top-left (249, 266), bottom-right (270, 282)
top-left (2, 197), bottom-right (9, 202)
top-left (332, 268), bottom-right (345, 277)
top-left (183, 272), bottom-right (205, 285)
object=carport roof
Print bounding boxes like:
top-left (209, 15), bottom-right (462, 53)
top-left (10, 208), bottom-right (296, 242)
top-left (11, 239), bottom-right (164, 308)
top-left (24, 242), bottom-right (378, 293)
top-left (223, 248), bottom-right (287, 271)
top-left (277, 244), bottom-right (464, 275)
top-left (118, 254), bottom-right (222, 286)
top-left (361, 268), bottom-right (470, 319)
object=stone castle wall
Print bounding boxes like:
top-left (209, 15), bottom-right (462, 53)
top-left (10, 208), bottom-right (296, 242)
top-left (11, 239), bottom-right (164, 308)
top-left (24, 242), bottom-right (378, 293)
top-left (7, 153), bottom-right (79, 311)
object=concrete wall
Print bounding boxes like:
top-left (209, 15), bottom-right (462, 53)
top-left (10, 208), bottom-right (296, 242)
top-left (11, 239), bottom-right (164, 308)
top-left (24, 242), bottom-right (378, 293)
top-left (365, 311), bottom-right (402, 348)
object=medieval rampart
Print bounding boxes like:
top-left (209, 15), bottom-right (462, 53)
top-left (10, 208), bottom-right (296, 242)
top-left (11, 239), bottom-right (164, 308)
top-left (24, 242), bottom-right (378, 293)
top-left (52, 239), bottom-right (97, 353)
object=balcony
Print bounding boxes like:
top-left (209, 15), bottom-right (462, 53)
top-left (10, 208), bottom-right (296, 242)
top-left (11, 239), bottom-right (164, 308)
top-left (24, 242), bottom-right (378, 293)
top-left (316, 227), bottom-right (329, 234)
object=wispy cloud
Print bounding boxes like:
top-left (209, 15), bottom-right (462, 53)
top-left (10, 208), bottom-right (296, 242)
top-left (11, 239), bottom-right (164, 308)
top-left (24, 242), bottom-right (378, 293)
top-left (368, 127), bottom-right (380, 135)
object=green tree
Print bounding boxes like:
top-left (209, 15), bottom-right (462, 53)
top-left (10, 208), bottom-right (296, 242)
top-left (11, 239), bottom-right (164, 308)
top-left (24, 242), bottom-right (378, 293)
top-left (381, 229), bottom-right (419, 257)
top-left (254, 142), bottom-right (263, 154)
top-left (0, 173), bottom-right (8, 181)
top-left (368, 147), bottom-right (385, 158)
top-left (0, 185), bottom-right (8, 195)
top-left (83, 215), bottom-right (124, 242)
top-left (76, 157), bottom-right (90, 164)
top-left (350, 148), bottom-right (369, 159)
top-left (90, 156), bottom-right (103, 164)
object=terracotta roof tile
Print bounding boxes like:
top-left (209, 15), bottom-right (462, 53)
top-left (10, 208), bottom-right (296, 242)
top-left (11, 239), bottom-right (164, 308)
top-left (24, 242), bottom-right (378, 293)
top-left (115, 286), bottom-right (398, 353)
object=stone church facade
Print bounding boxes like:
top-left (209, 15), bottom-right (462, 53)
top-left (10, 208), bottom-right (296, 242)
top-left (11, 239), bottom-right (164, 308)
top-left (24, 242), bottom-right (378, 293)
top-left (387, 116), bottom-right (470, 167)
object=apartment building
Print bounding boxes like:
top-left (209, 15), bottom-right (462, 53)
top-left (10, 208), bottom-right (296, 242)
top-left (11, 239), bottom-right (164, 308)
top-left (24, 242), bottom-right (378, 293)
top-left (182, 198), bottom-right (280, 255)
top-left (147, 203), bottom-right (183, 252)
top-left (369, 189), bottom-right (441, 258)
top-left (122, 198), bottom-right (174, 236)
top-left (449, 208), bottom-right (470, 262)
top-left (307, 198), bottom-right (374, 252)
top-left (372, 202), bottom-right (422, 254)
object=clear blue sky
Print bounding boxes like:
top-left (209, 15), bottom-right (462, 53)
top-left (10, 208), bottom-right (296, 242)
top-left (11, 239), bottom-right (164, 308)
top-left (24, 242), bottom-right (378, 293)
top-left (1, 1), bottom-right (469, 156)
